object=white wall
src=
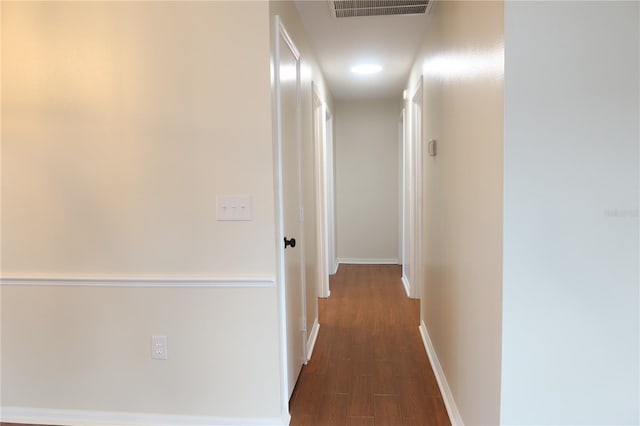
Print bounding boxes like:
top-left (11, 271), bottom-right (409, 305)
top-left (2, 2), bottom-right (285, 424)
top-left (502, 2), bottom-right (639, 424)
top-left (1, 286), bottom-right (280, 419)
top-left (335, 100), bottom-right (401, 263)
top-left (2, 2), bottom-right (276, 277)
top-left (406, 1), bottom-right (504, 424)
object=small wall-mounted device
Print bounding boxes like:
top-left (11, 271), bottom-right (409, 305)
top-left (151, 335), bottom-right (168, 360)
top-left (216, 195), bottom-right (252, 221)
top-left (428, 139), bottom-right (437, 156)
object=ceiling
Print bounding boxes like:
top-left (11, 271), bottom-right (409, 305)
top-left (294, 0), bottom-right (432, 102)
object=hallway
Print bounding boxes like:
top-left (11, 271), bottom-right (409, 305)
top-left (289, 264), bottom-right (450, 426)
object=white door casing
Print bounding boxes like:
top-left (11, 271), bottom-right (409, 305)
top-left (402, 79), bottom-right (423, 300)
top-left (398, 111), bottom-right (404, 268)
top-left (325, 111), bottom-right (338, 276)
top-left (402, 106), bottom-right (410, 289)
top-left (312, 86), bottom-right (330, 298)
top-left (411, 78), bottom-right (424, 301)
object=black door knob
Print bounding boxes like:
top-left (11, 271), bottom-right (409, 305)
top-left (284, 237), bottom-right (296, 249)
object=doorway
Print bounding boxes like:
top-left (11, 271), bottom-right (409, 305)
top-left (409, 78), bottom-right (424, 300)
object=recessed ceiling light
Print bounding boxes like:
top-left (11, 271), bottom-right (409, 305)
top-left (350, 64), bottom-right (382, 75)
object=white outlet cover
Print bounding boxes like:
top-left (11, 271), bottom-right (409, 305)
top-left (151, 335), bottom-right (168, 360)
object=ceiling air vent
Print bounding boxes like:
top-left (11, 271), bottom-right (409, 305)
top-left (329, 0), bottom-right (431, 18)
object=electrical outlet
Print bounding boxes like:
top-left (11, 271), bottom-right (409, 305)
top-left (151, 335), bottom-right (168, 360)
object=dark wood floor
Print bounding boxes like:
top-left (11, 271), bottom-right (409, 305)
top-left (289, 264), bottom-right (450, 426)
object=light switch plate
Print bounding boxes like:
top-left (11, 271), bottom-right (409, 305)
top-left (427, 139), bottom-right (437, 157)
top-left (216, 195), bottom-right (252, 221)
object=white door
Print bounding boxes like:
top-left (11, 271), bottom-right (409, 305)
top-left (411, 80), bottom-right (423, 301)
top-left (275, 19), bottom-right (306, 399)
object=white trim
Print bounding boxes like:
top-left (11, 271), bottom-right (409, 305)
top-left (410, 78), bottom-right (424, 301)
top-left (312, 84), bottom-right (330, 299)
top-left (280, 410), bottom-right (290, 426)
top-left (278, 19), bottom-right (300, 61)
top-left (398, 111), bottom-right (404, 277)
top-left (1, 406), bottom-right (288, 426)
top-left (325, 110), bottom-right (337, 280)
top-left (401, 274), bottom-right (411, 297)
top-left (338, 258), bottom-right (399, 265)
top-left (419, 321), bottom-right (464, 426)
top-left (330, 261), bottom-right (339, 276)
top-left (401, 103), bottom-right (410, 296)
top-left (0, 275), bottom-right (276, 288)
top-left (306, 318), bottom-right (320, 361)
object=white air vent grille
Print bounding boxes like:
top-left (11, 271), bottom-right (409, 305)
top-left (329, 0), bottom-right (430, 18)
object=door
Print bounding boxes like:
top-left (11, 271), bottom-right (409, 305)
top-left (410, 79), bottom-right (423, 300)
top-left (275, 18), bottom-right (306, 399)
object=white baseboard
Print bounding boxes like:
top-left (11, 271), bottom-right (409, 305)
top-left (306, 318), bottom-right (320, 361)
top-left (401, 274), bottom-right (410, 297)
top-left (280, 410), bottom-right (290, 426)
top-left (1, 406), bottom-right (288, 426)
top-left (330, 261), bottom-right (339, 275)
top-left (319, 290), bottom-right (330, 299)
top-left (338, 258), bottom-right (399, 265)
top-left (419, 321), bottom-right (464, 426)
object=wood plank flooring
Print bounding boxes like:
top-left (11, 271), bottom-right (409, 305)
top-left (289, 264), bottom-right (450, 426)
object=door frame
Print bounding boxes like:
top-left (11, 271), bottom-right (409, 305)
top-left (402, 104), bottom-right (411, 294)
top-left (398, 110), bottom-right (405, 269)
top-left (312, 84), bottom-right (330, 298)
top-left (271, 15), bottom-right (307, 413)
top-left (325, 109), bottom-right (338, 276)
top-left (409, 78), bottom-right (424, 300)
top-left (403, 86), bottom-right (423, 299)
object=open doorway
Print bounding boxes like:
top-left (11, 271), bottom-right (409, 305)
top-left (312, 85), bottom-right (335, 298)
